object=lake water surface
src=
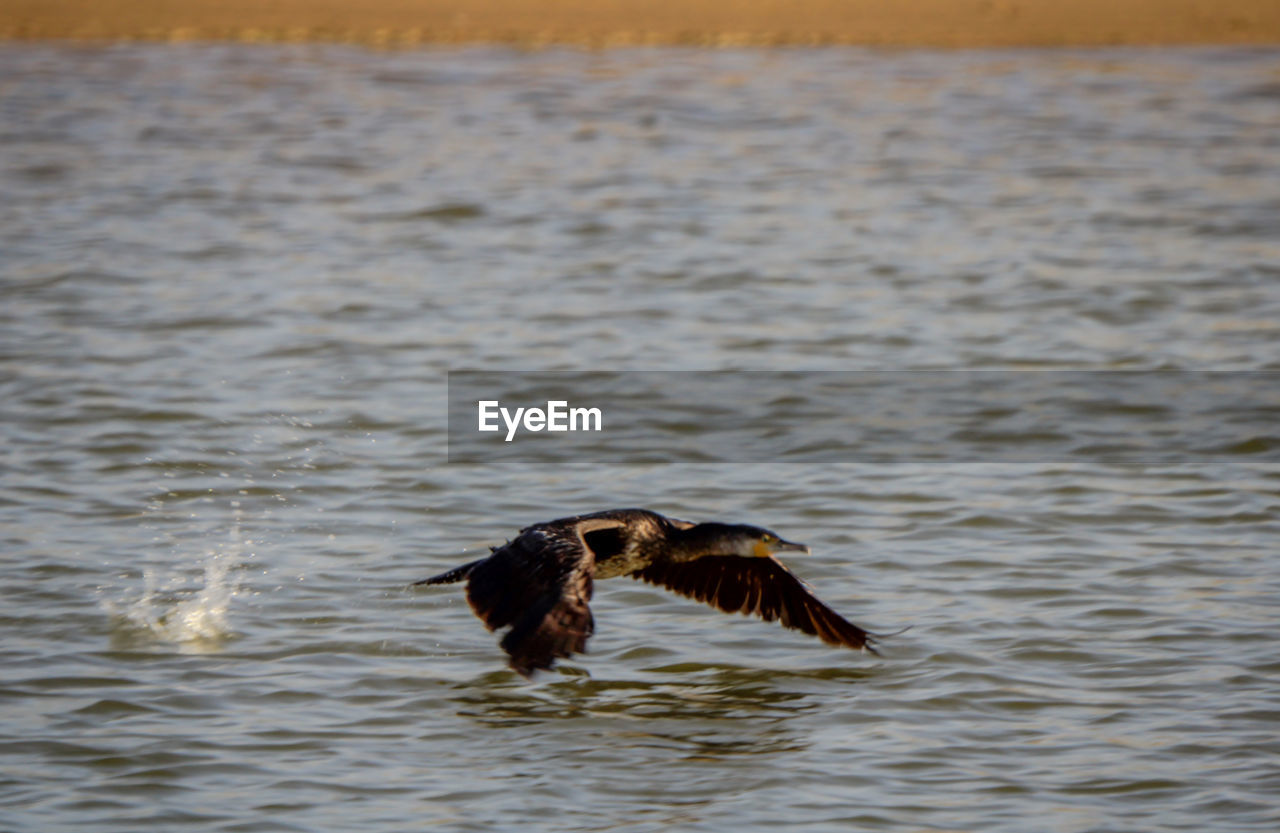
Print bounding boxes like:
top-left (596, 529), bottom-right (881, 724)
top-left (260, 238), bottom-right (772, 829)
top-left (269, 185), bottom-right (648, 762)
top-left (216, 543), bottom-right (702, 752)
top-left (2, 44), bottom-right (1279, 832)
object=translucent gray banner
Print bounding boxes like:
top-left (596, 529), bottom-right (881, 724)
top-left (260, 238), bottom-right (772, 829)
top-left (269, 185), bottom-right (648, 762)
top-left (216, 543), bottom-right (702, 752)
top-left (446, 371), bottom-right (1280, 464)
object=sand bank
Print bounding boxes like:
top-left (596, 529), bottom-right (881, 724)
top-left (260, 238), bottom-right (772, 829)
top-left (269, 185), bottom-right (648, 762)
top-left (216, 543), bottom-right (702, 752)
top-left (2, 0), bottom-right (1278, 47)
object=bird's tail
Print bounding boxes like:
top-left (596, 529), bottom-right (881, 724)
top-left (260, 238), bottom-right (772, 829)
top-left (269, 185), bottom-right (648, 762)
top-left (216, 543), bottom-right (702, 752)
top-left (413, 557), bottom-right (487, 586)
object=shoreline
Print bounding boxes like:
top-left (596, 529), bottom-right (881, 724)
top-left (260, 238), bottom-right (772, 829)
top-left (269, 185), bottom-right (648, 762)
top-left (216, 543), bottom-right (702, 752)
top-left (2, 0), bottom-right (1280, 48)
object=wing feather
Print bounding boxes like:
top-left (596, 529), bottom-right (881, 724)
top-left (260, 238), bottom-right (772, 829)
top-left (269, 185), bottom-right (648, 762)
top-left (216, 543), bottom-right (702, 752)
top-left (632, 556), bottom-right (879, 654)
top-left (460, 521), bottom-right (608, 675)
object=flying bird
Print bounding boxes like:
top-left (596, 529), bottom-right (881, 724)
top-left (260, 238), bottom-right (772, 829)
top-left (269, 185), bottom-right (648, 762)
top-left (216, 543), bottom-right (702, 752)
top-left (414, 508), bottom-right (883, 675)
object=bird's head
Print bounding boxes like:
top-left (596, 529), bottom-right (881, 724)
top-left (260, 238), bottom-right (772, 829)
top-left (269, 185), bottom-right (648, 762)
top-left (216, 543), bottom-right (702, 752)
top-left (682, 522), bottom-right (810, 559)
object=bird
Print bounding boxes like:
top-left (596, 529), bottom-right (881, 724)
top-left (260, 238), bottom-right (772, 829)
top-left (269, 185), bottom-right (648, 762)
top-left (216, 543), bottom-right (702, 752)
top-left (414, 508), bottom-right (882, 676)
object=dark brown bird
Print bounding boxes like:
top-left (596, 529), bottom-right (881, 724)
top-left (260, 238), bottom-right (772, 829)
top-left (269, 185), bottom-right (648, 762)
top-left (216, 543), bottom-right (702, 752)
top-left (414, 508), bottom-right (882, 676)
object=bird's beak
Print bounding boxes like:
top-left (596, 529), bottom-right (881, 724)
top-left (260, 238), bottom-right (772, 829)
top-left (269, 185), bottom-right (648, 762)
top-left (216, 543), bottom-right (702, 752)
top-left (774, 538), bottom-right (810, 555)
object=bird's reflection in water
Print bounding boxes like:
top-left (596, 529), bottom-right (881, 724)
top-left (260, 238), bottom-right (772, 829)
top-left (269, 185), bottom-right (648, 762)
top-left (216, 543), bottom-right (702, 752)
top-left (449, 661), bottom-right (874, 760)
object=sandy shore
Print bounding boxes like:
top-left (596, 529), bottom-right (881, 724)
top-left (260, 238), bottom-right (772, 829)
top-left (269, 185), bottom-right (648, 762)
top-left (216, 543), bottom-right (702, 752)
top-left (2, 0), bottom-right (1279, 47)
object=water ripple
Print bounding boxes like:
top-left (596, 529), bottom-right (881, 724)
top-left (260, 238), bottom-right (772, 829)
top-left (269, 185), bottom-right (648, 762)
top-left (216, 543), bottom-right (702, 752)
top-left (1, 43), bottom-right (1279, 833)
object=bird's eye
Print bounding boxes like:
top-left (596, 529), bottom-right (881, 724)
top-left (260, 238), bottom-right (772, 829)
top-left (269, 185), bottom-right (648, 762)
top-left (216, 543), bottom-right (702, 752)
top-left (761, 533), bottom-right (776, 544)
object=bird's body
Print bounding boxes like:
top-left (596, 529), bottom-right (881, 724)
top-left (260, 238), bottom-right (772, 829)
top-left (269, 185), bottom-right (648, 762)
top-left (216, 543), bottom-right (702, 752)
top-left (415, 508), bottom-right (880, 676)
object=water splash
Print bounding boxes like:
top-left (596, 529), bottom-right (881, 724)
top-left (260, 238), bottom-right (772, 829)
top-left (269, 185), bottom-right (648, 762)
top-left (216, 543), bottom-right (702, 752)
top-left (104, 522), bottom-right (249, 651)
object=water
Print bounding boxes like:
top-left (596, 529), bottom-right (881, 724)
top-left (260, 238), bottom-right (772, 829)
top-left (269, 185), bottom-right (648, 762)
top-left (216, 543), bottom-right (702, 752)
top-left (2, 43), bottom-right (1279, 832)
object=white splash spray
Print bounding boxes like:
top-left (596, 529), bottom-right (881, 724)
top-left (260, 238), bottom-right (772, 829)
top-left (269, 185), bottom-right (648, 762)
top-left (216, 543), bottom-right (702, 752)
top-left (104, 517), bottom-right (250, 651)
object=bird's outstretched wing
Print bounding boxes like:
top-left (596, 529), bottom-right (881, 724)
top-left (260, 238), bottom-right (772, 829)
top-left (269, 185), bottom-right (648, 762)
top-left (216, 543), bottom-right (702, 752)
top-left (462, 517), bottom-right (625, 675)
top-left (632, 556), bottom-right (879, 654)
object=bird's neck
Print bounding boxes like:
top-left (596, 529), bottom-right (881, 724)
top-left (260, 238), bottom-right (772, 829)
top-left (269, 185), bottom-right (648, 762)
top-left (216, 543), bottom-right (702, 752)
top-left (664, 524), bottom-right (732, 562)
